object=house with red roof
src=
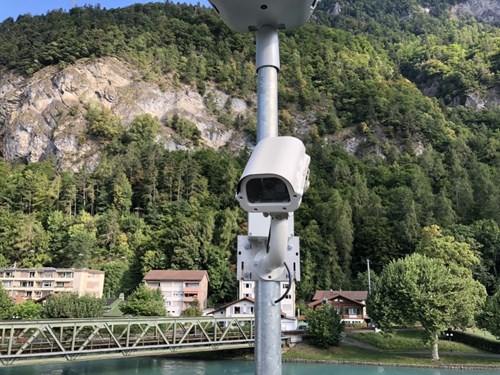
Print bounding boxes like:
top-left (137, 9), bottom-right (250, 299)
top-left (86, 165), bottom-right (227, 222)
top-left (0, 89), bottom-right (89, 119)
top-left (143, 270), bottom-right (209, 316)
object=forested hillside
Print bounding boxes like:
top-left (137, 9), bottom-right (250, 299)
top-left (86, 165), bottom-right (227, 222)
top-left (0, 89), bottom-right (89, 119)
top-left (0, 0), bottom-right (498, 306)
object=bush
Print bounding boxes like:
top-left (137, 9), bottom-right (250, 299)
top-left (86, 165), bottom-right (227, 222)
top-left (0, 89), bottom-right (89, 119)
top-left (119, 284), bottom-right (167, 317)
top-left (307, 305), bottom-right (344, 348)
top-left (12, 300), bottom-right (42, 320)
top-left (448, 330), bottom-right (500, 353)
top-left (42, 293), bottom-right (104, 318)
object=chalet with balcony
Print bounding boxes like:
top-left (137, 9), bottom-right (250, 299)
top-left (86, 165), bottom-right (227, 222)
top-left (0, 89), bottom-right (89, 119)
top-left (143, 270), bottom-right (209, 316)
top-left (308, 290), bottom-right (370, 325)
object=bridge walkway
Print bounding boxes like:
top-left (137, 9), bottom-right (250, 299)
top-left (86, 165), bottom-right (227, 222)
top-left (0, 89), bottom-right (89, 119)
top-left (0, 316), bottom-right (256, 366)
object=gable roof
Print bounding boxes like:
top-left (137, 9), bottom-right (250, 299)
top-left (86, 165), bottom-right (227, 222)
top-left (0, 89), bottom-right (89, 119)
top-left (208, 297), bottom-right (255, 314)
top-left (312, 290), bottom-right (367, 302)
top-left (144, 270), bottom-right (209, 282)
top-left (308, 290), bottom-right (368, 309)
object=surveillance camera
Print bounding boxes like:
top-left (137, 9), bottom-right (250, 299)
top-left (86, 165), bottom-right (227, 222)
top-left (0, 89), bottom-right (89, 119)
top-left (236, 136), bottom-right (310, 213)
top-left (209, 0), bottom-right (319, 33)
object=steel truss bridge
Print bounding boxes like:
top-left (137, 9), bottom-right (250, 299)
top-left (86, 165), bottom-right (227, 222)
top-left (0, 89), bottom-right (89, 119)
top-left (0, 316), bottom-right (258, 367)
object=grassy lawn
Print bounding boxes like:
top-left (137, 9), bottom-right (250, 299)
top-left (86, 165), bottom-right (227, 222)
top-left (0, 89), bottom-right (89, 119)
top-left (346, 329), bottom-right (484, 353)
top-left (282, 330), bottom-right (500, 368)
top-left (466, 328), bottom-right (500, 342)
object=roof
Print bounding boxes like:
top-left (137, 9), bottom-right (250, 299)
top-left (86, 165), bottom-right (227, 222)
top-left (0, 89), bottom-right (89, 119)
top-left (308, 290), bottom-right (368, 309)
top-left (208, 297), bottom-right (287, 318)
top-left (208, 297), bottom-right (255, 314)
top-left (143, 270), bottom-right (209, 282)
top-left (312, 290), bottom-right (368, 302)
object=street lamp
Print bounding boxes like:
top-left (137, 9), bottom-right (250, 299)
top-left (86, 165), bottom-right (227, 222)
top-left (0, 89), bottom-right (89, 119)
top-left (209, 2), bottom-right (318, 375)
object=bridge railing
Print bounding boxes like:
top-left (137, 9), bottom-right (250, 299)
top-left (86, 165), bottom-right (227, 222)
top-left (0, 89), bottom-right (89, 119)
top-left (0, 316), bottom-right (256, 366)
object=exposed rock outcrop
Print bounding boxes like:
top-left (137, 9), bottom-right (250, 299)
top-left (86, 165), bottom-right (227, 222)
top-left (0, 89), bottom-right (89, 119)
top-left (451, 0), bottom-right (500, 24)
top-left (0, 57), bottom-right (248, 171)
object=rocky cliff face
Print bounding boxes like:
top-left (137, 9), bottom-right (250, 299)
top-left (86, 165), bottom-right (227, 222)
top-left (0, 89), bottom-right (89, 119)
top-left (451, 0), bottom-right (500, 24)
top-left (0, 57), bottom-right (249, 171)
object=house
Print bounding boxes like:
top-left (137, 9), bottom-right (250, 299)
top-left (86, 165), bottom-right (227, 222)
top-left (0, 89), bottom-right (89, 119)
top-left (239, 280), bottom-right (296, 318)
top-left (308, 290), bottom-right (370, 325)
top-left (143, 270), bottom-right (209, 316)
top-left (207, 297), bottom-right (297, 331)
top-left (0, 267), bottom-right (105, 303)
top-left (208, 297), bottom-right (255, 320)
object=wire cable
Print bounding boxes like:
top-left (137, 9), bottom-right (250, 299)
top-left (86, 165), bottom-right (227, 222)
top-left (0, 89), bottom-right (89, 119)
top-left (274, 262), bottom-right (292, 304)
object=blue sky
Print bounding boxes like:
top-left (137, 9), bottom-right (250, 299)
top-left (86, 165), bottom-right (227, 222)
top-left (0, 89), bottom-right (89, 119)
top-left (0, 0), bottom-right (211, 23)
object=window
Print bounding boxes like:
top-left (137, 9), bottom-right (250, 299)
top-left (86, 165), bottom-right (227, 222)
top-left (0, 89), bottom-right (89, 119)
top-left (21, 281), bottom-right (34, 287)
top-left (348, 308), bottom-right (358, 315)
top-left (60, 272), bottom-right (73, 278)
top-left (244, 293), bottom-right (251, 298)
top-left (234, 306), bottom-right (241, 314)
top-left (56, 282), bottom-right (65, 288)
top-left (29, 272), bottom-right (35, 278)
top-left (42, 281), bottom-right (52, 288)
top-left (3, 272), bottom-right (13, 278)
top-left (282, 284), bottom-right (289, 289)
top-left (185, 282), bottom-right (199, 288)
top-left (244, 283), bottom-right (251, 289)
top-left (2, 281), bottom-right (12, 287)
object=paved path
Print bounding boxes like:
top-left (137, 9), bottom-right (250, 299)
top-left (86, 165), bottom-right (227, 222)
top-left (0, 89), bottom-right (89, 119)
top-left (341, 333), bottom-right (500, 359)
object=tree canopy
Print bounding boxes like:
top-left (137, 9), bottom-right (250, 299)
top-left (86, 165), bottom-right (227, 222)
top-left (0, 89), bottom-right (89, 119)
top-left (367, 252), bottom-right (486, 360)
top-left (119, 284), bottom-right (167, 317)
top-left (0, 0), bottom-right (498, 309)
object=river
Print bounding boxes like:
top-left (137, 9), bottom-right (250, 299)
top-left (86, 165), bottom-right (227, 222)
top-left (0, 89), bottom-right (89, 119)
top-left (1, 358), bottom-right (499, 375)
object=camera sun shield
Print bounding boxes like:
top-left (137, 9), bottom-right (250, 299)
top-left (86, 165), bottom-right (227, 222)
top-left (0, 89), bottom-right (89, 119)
top-left (209, 0), bottom-right (319, 33)
top-left (236, 136), bottom-right (310, 213)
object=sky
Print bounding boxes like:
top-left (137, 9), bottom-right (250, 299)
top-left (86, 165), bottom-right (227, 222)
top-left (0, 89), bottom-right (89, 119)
top-left (0, 0), bottom-right (211, 23)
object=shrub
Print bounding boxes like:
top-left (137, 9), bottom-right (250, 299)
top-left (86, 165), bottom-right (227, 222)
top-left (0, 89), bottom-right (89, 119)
top-left (307, 305), bottom-right (344, 348)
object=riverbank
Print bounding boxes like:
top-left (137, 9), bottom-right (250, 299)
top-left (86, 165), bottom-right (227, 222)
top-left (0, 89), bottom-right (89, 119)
top-left (281, 338), bottom-right (500, 371)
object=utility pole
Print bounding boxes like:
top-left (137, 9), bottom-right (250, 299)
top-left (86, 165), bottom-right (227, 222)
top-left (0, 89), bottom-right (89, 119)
top-left (209, 1), bottom-right (319, 374)
top-left (367, 259), bottom-right (372, 295)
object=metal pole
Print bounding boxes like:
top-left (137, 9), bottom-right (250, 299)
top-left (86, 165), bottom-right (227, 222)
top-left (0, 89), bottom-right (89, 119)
top-left (367, 259), bottom-right (372, 295)
top-left (254, 24), bottom-right (282, 375)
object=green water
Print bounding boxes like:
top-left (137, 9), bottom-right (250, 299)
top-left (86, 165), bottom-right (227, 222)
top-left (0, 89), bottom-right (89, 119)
top-left (1, 358), bottom-right (498, 375)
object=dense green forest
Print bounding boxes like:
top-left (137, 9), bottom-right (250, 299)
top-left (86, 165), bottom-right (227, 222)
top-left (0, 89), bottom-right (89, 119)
top-left (0, 0), bottom-right (498, 306)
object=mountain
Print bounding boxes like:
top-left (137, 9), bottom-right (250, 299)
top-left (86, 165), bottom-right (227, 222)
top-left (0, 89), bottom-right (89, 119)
top-left (0, 56), bottom-right (247, 171)
top-left (0, 1), bottom-right (498, 302)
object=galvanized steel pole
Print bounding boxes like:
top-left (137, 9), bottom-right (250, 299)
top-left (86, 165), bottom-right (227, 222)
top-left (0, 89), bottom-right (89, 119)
top-left (254, 25), bottom-right (282, 375)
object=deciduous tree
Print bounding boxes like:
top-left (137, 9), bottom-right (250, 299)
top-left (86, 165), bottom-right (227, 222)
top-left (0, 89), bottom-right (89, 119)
top-left (120, 284), bottom-right (167, 317)
top-left (367, 253), bottom-right (486, 360)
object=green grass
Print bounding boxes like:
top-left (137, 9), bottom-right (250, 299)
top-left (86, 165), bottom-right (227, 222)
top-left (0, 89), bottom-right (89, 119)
top-left (346, 329), bottom-right (484, 353)
top-left (283, 340), bottom-right (500, 368)
top-left (282, 330), bottom-right (500, 368)
top-left (466, 328), bottom-right (500, 342)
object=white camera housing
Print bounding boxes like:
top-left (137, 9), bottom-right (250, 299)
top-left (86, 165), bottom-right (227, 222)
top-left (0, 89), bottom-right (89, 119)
top-left (236, 136), bottom-right (310, 213)
top-left (209, 0), bottom-right (319, 33)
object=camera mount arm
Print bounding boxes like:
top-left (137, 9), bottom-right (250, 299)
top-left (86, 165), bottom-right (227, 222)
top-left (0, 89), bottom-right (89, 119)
top-left (254, 213), bottom-right (289, 280)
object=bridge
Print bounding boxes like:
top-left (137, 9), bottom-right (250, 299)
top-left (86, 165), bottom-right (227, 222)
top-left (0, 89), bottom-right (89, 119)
top-left (0, 316), bottom-right (258, 367)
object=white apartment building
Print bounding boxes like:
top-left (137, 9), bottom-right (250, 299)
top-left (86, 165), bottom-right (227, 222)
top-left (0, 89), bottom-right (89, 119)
top-left (143, 270), bottom-right (209, 316)
top-left (0, 267), bottom-right (105, 302)
top-left (238, 280), bottom-right (296, 318)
